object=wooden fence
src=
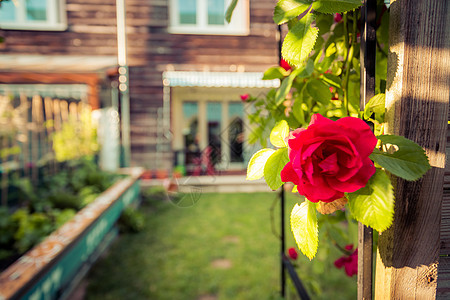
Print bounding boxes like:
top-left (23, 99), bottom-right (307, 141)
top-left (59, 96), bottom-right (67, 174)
top-left (0, 93), bottom-right (93, 207)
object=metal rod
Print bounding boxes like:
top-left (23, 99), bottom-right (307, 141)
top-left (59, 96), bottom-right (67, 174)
top-left (358, 0), bottom-right (377, 299)
top-left (282, 254), bottom-right (311, 300)
top-left (281, 186), bottom-right (286, 298)
top-left (116, 0), bottom-right (131, 167)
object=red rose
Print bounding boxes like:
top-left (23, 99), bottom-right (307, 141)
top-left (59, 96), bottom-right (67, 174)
top-left (240, 94), bottom-right (250, 102)
top-left (334, 248), bottom-right (358, 277)
top-left (280, 114), bottom-right (377, 203)
top-left (280, 58), bottom-right (292, 71)
top-left (334, 13), bottom-right (343, 23)
top-left (288, 247), bottom-right (298, 260)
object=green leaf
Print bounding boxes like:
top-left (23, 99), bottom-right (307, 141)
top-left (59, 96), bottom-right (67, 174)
top-left (274, 68), bottom-right (300, 105)
top-left (363, 93), bottom-right (385, 123)
top-left (281, 13), bottom-right (319, 68)
top-left (321, 73), bottom-right (341, 88)
top-left (247, 148), bottom-right (276, 180)
top-left (292, 95), bottom-right (306, 124)
top-left (273, 0), bottom-right (312, 25)
top-left (262, 66), bottom-right (289, 80)
top-left (264, 148), bottom-right (289, 190)
top-left (270, 120), bottom-right (290, 148)
top-left (347, 169), bottom-right (394, 232)
top-left (297, 59), bottom-right (315, 78)
top-left (312, 0), bottom-right (363, 14)
top-left (225, 0), bottom-right (239, 23)
top-left (306, 79), bottom-right (331, 105)
top-left (291, 201), bottom-right (318, 260)
top-left (369, 135), bottom-right (431, 181)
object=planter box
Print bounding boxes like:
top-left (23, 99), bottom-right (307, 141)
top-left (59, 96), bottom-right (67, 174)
top-left (0, 168), bottom-right (143, 300)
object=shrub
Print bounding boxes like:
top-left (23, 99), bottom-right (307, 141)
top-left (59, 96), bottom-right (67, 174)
top-left (118, 207), bottom-right (145, 233)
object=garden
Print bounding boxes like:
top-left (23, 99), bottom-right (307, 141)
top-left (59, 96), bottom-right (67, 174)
top-left (0, 0), bottom-right (448, 299)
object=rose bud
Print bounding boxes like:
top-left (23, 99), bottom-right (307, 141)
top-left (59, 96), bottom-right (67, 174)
top-left (288, 247), bottom-right (298, 260)
top-left (240, 94), bottom-right (250, 102)
top-left (280, 58), bottom-right (292, 72)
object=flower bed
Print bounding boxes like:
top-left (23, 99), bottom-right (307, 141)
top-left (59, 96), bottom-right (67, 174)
top-left (0, 167), bottom-right (143, 300)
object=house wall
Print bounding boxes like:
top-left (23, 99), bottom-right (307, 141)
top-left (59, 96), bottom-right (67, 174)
top-left (0, 0), bottom-right (279, 169)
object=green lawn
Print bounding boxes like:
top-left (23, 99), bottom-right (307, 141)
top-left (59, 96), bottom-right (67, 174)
top-left (85, 191), bottom-right (356, 300)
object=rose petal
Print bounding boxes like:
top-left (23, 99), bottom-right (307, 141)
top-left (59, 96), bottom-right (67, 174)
top-left (326, 158), bottom-right (375, 193)
top-left (345, 244), bottom-right (354, 251)
top-left (335, 117), bottom-right (378, 157)
top-left (280, 161), bottom-right (301, 185)
top-left (301, 178), bottom-right (344, 202)
top-left (334, 257), bottom-right (346, 268)
top-left (309, 114), bottom-right (334, 126)
top-left (319, 153), bottom-right (339, 175)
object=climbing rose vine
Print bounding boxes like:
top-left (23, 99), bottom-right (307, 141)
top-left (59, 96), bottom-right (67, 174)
top-left (233, 0), bottom-right (431, 260)
top-left (247, 112), bottom-right (430, 259)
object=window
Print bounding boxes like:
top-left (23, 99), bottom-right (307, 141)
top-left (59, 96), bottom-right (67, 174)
top-left (0, 0), bottom-right (67, 31)
top-left (169, 0), bottom-right (249, 35)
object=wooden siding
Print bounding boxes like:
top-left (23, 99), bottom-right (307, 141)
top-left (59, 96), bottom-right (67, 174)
top-left (0, 0), bottom-right (279, 168)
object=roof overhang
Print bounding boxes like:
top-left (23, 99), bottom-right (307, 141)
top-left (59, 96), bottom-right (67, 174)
top-left (0, 55), bottom-right (117, 73)
top-left (162, 71), bottom-right (280, 88)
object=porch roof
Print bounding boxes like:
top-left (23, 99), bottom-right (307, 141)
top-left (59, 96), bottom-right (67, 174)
top-left (162, 71), bottom-right (280, 88)
top-left (0, 55), bottom-right (117, 73)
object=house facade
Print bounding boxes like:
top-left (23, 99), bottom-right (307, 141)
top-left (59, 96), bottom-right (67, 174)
top-left (0, 0), bottom-right (279, 174)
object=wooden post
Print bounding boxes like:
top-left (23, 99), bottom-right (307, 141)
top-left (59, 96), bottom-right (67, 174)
top-left (375, 1), bottom-right (449, 299)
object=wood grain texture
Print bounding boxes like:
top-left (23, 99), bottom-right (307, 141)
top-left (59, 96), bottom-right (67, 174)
top-left (375, 0), bottom-right (449, 299)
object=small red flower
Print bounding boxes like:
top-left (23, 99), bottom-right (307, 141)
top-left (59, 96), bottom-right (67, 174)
top-left (334, 13), bottom-right (343, 23)
top-left (288, 247), bottom-right (298, 260)
top-left (240, 94), bottom-right (249, 102)
top-left (280, 58), bottom-right (292, 71)
top-left (334, 245), bottom-right (358, 277)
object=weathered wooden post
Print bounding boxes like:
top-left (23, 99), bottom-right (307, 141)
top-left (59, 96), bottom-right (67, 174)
top-left (375, 1), bottom-right (449, 298)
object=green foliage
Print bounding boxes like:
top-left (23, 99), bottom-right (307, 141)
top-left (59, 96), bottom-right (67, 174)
top-left (225, 0), bottom-right (239, 23)
top-left (118, 207), bottom-right (145, 233)
top-left (264, 148), bottom-right (289, 190)
top-left (244, 0), bottom-right (427, 263)
top-left (269, 120), bottom-right (289, 148)
top-left (0, 158), bottom-right (119, 263)
top-left (291, 201), bottom-right (318, 260)
top-left (11, 209), bottom-right (54, 253)
top-left (0, 207), bottom-right (16, 249)
top-left (52, 209), bottom-right (77, 228)
top-left (347, 169), bottom-right (394, 232)
top-left (370, 135), bottom-right (431, 181)
top-left (364, 93), bottom-right (385, 123)
top-left (281, 13), bottom-right (319, 67)
top-left (142, 186), bottom-right (167, 203)
top-left (246, 148), bottom-right (276, 180)
top-left (273, 0), bottom-right (312, 25)
top-left (48, 189), bottom-right (84, 210)
top-left (306, 78), bottom-right (332, 104)
top-left (312, 0), bottom-right (362, 14)
top-left (52, 107), bottom-right (98, 162)
top-left (262, 66), bottom-right (289, 80)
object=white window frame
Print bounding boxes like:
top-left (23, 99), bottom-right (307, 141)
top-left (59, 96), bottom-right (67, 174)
top-left (169, 0), bottom-right (249, 36)
top-left (0, 0), bottom-right (67, 31)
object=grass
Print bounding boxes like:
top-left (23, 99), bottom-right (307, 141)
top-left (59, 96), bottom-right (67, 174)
top-left (85, 192), bottom-right (356, 300)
